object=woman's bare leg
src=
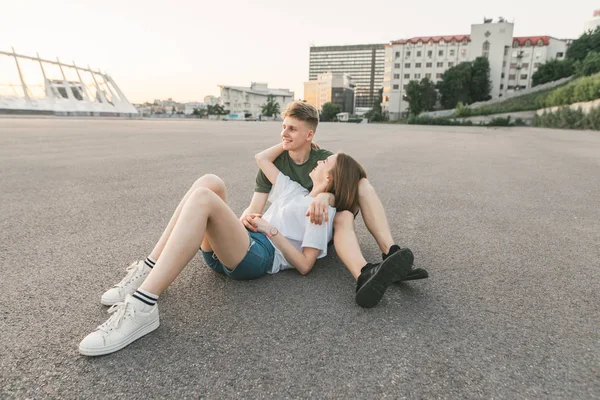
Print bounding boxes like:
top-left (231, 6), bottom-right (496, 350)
top-left (140, 187), bottom-right (250, 295)
top-left (149, 174), bottom-right (226, 260)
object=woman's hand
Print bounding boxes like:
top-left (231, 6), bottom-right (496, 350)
top-left (252, 217), bottom-right (273, 234)
top-left (240, 209), bottom-right (262, 232)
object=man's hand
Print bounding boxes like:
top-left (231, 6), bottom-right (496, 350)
top-left (311, 142), bottom-right (321, 149)
top-left (306, 193), bottom-right (331, 225)
top-left (240, 209), bottom-right (262, 232)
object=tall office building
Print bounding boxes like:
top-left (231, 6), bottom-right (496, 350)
top-left (304, 72), bottom-right (355, 113)
top-left (308, 44), bottom-right (385, 109)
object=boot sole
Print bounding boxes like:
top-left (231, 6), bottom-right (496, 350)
top-left (79, 317), bottom-right (160, 356)
top-left (355, 249), bottom-right (413, 308)
top-left (394, 267), bottom-right (429, 282)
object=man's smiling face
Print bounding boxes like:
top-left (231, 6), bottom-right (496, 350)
top-left (281, 116), bottom-right (314, 152)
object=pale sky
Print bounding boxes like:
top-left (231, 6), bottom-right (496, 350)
top-left (1, 0), bottom-right (596, 103)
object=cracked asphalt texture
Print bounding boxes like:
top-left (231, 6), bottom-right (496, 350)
top-left (1, 118), bottom-right (598, 399)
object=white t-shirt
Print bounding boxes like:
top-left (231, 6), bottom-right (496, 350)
top-left (262, 172), bottom-right (336, 274)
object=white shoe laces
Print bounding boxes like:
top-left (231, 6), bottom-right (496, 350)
top-left (115, 261), bottom-right (146, 288)
top-left (98, 302), bottom-right (133, 333)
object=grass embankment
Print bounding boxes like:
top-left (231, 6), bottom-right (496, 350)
top-left (396, 74), bottom-right (600, 129)
top-left (456, 74), bottom-right (600, 118)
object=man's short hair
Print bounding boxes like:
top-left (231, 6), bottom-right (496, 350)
top-left (282, 101), bottom-right (319, 131)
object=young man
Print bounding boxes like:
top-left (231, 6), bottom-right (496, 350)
top-left (241, 101), bottom-right (427, 308)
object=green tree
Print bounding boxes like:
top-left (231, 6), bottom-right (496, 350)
top-left (437, 62), bottom-right (472, 109)
top-left (405, 80), bottom-right (424, 116)
top-left (260, 95), bottom-right (281, 117)
top-left (320, 102), bottom-right (341, 121)
top-left (192, 108), bottom-right (207, 117)
top-left (207, 104), bottom-right (228, 115)
top-left (565, 27), bottom-right (600, 62)
top-left (421, 78), bottom-right (438, 111)
top-left (470, 57), bottom-right (492, 102)
top-left (364, 88), bottom-right (386, 121)
top-left (576, 51), bottom-right (600, 76)
top-left (532, 26), bottom-right (600, 87)
top-left (405, 78), bottom-right (438, 116)
top-left (532, 59), bottom-right (575, 86)
top-left (567, 30), bottom-right (593, 62)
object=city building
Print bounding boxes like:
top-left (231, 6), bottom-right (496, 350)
top-left (151, 98), bottom-right (185, 114)
top-left (184, 102), bottom-right (207, 115)
top-left (304, 72), bottom-right (355, 114)
top-left (585, 10), bottom-right (600, 32)
top-left (204, 95), bottom-right (220, 106)
top-left (218, 82), bottom-right (294, 119)
top-left (308, 44), bottom-right (385, 109)
top-left (382, 19), bottom-right (569, 120)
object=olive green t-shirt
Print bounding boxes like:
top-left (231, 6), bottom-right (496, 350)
top-left (255, 148), bottom-right (334, 193)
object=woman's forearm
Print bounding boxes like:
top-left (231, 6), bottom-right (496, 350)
top-left (255, 143), bottom-right (285, 184)
top-left (255, 143), bottom-right (285, 163)
top-left (269, 233), bottom-right (314, 275)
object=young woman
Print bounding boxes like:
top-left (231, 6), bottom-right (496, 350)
top-left (79, 143), bottom-right (381, 356)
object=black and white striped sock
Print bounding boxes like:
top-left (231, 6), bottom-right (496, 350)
top-left (132, 289), bottom-right (158, 306)
top-left (144, 256), bottom-right (156, 269)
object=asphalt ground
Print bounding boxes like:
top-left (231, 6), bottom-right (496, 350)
top-left (1, 118), bottom-right (598, 399)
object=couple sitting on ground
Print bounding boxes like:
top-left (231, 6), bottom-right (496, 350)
top-left (79, 101), bottom-right (429, 356)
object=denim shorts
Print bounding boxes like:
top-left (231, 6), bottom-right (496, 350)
top-left (201, 231), bottom-right (275, 280)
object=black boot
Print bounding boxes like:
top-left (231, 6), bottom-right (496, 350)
top-left (355, 248), bottom-right (413, 308)
top-left (384, 245), bottom-right (429, 282)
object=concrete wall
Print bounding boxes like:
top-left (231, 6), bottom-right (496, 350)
top-left (537, 99), bottom-right (600, 115)
top-left (458, 111), bottom-right (537, 125)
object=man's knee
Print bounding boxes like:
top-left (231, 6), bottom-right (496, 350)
top-left (357, 178), bottom-right (375, 199)
top-left (334, 210), bottom-right (355, 231)
top-left (192, 174), bottom-right (226, 195)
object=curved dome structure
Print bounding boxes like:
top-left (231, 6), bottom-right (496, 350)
top-left (0, 48), bottom-right (137, 116)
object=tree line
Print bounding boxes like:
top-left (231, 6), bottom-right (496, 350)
top-left (532, 27), bottom-right (600, 86)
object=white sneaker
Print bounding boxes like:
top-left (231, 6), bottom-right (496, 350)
top-left (101, 261), bottom-right (151, 306)
top-left (79, 295), bottom-right (160, 356)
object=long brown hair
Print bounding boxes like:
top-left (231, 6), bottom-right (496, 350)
top-left (327, 153), bottom-right (367, 212)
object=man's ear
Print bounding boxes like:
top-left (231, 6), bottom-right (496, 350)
top-left (306, 129), bottom-right (315, 142)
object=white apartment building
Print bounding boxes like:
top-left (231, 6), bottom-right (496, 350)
top-left (383, 19), bottom-right (569, 120)
top-left (218, 82), bottom-right (294, 119)
top-left (204, 95), bottom-right (220, 106)
top-left (184, 102), bottom-right (207, 115)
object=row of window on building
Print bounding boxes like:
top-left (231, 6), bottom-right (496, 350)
top-left (503, 62), bottom-right (543, 68)
top-left (395, 48), bottom-right (467, 59)
top-left (391, 72), bottom-right (534, 90)
top-left (393, 61), bottom-right (459, 69)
